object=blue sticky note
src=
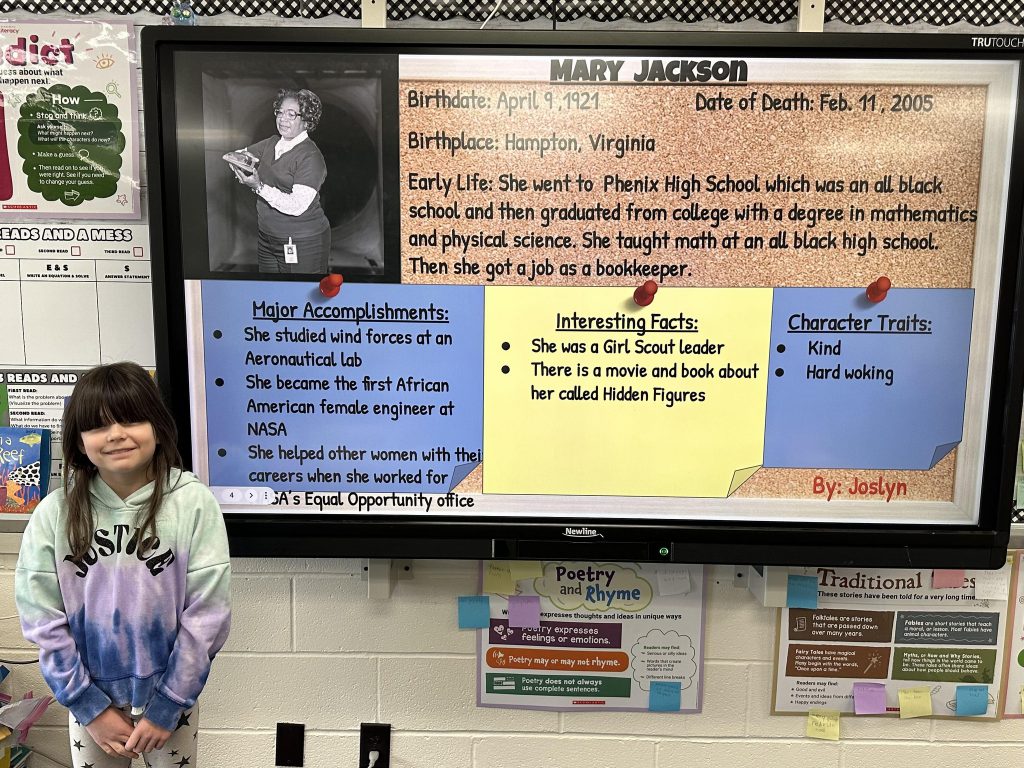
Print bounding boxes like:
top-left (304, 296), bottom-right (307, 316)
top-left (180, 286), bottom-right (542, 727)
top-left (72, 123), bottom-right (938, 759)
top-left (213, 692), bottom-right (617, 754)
top-left (508, 595), bottom-right (541, 628)
top-left (458, 595), bottom-right (490, 629)
top-left (787, 574), bottom-right (818, 609)
top-left (955, 685), bottom-right (989, 716)
top-left (649, 680), bottom-right (681, 712)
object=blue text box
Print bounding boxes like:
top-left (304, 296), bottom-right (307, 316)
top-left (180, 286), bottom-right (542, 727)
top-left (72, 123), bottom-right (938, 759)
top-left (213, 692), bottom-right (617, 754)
top-left (201, 281), bottom-right (483, 493)
top-left (764, 288), bottom-right (973, 470)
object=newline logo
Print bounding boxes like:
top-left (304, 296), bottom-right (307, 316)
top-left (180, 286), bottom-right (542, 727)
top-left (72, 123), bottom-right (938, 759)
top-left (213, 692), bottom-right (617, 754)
top-left (563, 527), bottom-right (601, 538)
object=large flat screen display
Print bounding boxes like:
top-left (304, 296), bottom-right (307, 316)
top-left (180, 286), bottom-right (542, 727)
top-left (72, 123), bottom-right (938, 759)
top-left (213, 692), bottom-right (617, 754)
top-left (142, 29), bottom-right (1024, 566)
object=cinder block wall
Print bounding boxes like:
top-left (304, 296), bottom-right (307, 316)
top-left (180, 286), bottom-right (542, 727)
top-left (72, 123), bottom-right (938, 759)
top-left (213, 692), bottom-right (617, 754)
top-left (4, 558), bottom-right (1024, 767)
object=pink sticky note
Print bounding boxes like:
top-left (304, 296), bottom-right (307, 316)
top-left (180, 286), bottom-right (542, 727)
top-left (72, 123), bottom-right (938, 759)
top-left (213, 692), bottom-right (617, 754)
top-left (853, 682), bottom-right (887, 715)
top-left (508, 595), bottom-right (541, 628)
top-left (933, 569), bottom-right (965, 588)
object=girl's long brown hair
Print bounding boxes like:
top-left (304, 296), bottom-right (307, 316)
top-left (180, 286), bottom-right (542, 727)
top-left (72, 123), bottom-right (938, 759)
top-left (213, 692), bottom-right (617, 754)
top-left (62, 362), bottom-right (183, 560)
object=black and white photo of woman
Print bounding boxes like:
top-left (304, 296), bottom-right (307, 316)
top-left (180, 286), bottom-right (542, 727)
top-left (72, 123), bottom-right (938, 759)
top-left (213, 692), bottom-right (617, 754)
top-left (227, 88), bottom-right (331, 273)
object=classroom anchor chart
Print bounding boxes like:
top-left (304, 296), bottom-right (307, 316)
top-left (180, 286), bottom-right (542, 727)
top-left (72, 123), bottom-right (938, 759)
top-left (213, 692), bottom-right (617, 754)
top-left (0, 20), bottom-right (140, 217)
top-left (1000, 552), bottom-right (1024, 717)
top-left (478, 562), bottom-right (705, 712)
top-left (0, 224), bottom-right (155, 501)
top-left (193, 54), bottom-right (1013, 514)
top-left (773, 564), bottom-right (1013, 718)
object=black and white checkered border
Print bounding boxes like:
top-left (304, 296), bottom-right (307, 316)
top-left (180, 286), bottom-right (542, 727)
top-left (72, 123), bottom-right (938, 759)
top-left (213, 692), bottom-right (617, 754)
top-left (0, 0), bottom-right (788, 19)
top-left (829, 0), bottom-right (1024, 26)
top-left (376, 1), bottom-right (796, 23)
top-left (0, 0), bottom-right (308, 15)
top-left (1, 2), bottom-right (1020, 33)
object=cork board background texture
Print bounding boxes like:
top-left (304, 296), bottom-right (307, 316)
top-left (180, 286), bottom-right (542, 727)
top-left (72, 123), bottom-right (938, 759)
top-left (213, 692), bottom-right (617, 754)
top-left (402, 82), bottom-right (988, 501)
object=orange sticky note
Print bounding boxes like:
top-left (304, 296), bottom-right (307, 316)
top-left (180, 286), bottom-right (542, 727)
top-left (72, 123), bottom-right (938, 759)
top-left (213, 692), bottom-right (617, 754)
top-left (806, 708), bottom-right (840, 740)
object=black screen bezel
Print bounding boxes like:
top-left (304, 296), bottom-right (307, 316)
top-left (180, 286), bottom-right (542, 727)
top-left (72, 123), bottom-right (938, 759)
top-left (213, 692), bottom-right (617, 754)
top-left (142, 28), bottom-right (1023, 567)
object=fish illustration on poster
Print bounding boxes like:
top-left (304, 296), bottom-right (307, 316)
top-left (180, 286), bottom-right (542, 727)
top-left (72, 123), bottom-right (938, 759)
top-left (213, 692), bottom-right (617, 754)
top-left (0, 427), bottom-right (51, 513)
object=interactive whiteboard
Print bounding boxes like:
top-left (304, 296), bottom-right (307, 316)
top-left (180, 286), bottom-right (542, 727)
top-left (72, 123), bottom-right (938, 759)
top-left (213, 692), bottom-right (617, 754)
top-left (143, 30), bottom-right (1024, 566)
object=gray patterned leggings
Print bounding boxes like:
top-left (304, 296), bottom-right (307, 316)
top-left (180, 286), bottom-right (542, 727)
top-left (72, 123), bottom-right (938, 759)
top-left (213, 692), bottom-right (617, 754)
top-left (68, 705), bottom-right (199, 768)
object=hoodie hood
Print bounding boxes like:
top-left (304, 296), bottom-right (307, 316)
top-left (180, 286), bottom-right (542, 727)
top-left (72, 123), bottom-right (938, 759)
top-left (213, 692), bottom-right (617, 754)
top-left (89, 469), bottom-right (200, 512)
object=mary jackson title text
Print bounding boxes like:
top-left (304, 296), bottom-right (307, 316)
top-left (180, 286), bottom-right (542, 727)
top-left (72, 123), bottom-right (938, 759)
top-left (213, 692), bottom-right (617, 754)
top-left (550, 59), bottom-right (748, 84)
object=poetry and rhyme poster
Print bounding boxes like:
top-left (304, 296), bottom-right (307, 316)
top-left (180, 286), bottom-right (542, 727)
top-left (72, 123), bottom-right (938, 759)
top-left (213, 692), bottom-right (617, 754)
top-left (477, 562), bottom-right (705, 712)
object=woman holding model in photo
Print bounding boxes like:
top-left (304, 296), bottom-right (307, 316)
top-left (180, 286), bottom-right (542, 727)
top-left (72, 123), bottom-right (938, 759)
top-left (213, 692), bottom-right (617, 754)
top-left (225, 88), bottom-right (331, 273)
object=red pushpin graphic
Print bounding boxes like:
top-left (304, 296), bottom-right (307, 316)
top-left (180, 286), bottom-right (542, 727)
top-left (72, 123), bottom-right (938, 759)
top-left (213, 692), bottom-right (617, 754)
top-left (319, 273), bottom-right (343, 298)
top-left (633, 280), bottom-right (658, 307)
top-left (866, 275), bottom-right (891, 303)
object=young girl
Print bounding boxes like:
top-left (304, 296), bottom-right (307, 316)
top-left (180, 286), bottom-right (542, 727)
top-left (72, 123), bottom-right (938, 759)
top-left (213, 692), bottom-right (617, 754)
top-left (15, 362), bottom-right (231, 767)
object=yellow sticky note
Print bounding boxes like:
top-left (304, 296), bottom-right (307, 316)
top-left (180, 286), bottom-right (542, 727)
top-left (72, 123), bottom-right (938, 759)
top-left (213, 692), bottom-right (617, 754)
top-left (806, 709), bottom-right (840, 740)
top-left (509, 560), bottom-right (544, 582)
top-left (898, 686), bottom-right (933, 718)
top-left (483, 287), bottom-right (773, 497)
top-left (482, 562), bottom-right (515, 595)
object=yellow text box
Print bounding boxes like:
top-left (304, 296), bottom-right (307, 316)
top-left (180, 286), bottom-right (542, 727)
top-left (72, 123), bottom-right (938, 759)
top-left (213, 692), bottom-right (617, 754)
top-left (483, 286), bottom-right (772, 497)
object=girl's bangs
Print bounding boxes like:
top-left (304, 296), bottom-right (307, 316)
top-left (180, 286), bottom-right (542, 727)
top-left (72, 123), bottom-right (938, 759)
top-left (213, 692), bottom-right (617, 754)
top-left (72, 376), bottom-right (155, 431)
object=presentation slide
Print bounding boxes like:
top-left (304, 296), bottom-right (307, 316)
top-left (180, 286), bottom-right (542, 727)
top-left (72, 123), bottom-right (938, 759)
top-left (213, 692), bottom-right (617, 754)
top-left (180, 51), bottom-right (1018, 526)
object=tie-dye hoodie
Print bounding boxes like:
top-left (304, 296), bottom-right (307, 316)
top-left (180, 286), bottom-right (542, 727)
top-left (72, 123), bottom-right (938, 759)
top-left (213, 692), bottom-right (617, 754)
top-left (15, 470), bottom-right (231, 731)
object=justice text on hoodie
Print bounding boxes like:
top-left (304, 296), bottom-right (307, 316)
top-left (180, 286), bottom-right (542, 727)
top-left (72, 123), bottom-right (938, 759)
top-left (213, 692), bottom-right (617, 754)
top-left (15, 470), bottom-right (231, 730)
